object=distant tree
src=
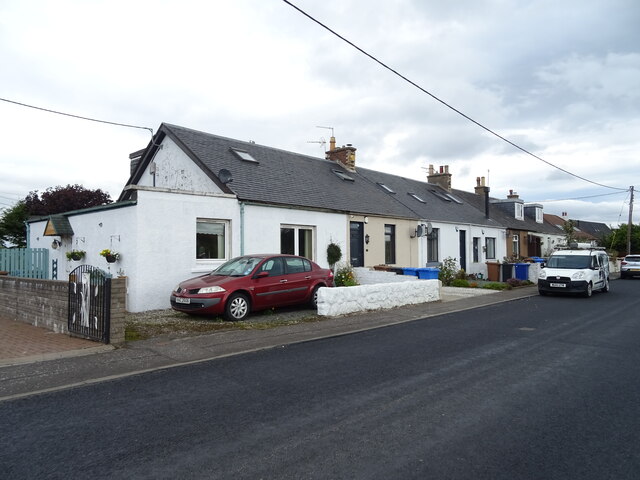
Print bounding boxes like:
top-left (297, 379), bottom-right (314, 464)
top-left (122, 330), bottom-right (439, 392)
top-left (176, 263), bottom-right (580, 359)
top-left (0, 201), bottom-right (28, 248)
top-left (1, 185), bottom-right (112, 247)
top-left (601, 224), bottom-right (640, 256)
top-left (24, 184), bottom-right (112, 216)
top-left (562, 219), bottom-right (576, 246)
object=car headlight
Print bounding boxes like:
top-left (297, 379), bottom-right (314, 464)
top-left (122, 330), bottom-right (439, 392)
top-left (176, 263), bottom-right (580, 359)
top-left (538, 270), bottom-right (547, 279)
top-left (174, 285), bottom-right (182, 293)
top-left (571, 271), bottom-right (586, 280)
top-left (198, 286), bottom-right (226, 294)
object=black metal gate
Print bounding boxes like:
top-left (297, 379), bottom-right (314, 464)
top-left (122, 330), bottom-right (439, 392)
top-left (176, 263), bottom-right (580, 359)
top-left (68, 265), bottom-right (111, 343)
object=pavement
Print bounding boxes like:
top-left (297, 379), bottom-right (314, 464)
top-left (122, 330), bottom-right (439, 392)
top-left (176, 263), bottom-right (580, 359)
top-left (0, 286), bottom-right (538, 401)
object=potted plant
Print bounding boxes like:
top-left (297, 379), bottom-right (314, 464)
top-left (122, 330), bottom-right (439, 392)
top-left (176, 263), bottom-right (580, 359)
top-left (100, 249), bottom-right (120, 263)
top-left (66, 250), bottom-right (86, 261)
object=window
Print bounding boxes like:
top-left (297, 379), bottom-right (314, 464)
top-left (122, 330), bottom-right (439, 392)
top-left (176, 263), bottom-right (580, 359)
top-left (284, 256), bottom-right (312, 274)
top-left (385, 224), bottom-right (396, 264)
top-left (485, 237), bottom-right (496, 259)
top-left (513, 234), bottom-right (520, 257)
top-left (281, 225), bottom-right (315, 260)
top-left (258, 257), bottom-right (284, 276)
top-left (377, 183), bottom-right (396, 194)
top-left (230, 148), bottom-right (258, 163)
top-left (427, 228), bottom-right (439, 262)
top-left (408, 192), bottom-right (426, 203)
top-left (535, 207), bottom-right (543, 223)
top-left (332, 169), bottom-right (354, 182)
top-left (515, 203), bottom-right (524, 220)
top-left (196, 219), bottom-right (228, 260)
top-left (473, 237), bottom-right (480, 263)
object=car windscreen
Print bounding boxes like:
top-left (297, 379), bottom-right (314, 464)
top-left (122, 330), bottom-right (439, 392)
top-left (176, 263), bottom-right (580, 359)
top-left (546, 255), bottom-right (591, 269)
top-left (210, 257), bottom-right (262, 277)
top-left (625, 256), bottom-right (640, 262)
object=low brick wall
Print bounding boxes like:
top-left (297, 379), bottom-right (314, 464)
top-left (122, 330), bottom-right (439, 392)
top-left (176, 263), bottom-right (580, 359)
top-left (0, 275), bottom-right (126, 344)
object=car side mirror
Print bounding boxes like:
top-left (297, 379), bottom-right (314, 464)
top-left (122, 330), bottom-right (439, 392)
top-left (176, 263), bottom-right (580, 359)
top-left (253, 271), bottom-right (269, 279)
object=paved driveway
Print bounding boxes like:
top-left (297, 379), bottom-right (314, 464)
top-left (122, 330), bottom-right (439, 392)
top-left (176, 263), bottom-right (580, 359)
top-left (0, 316), bottom-right (106, 366)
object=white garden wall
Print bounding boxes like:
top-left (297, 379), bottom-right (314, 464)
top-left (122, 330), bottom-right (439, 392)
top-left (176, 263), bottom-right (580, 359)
top-left (317, 280), bottom-right (441, 316)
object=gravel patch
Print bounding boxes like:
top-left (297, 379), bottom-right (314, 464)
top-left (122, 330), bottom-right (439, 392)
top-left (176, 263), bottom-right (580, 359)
top-left (124, 306), bottom-right (322, 341)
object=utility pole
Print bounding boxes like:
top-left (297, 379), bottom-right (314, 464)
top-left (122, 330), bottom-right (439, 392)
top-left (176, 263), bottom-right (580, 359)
top-left (628, 185), bottom-right (634, 255)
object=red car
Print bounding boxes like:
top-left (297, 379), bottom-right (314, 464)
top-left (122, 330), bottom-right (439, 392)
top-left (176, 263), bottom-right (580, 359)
top-left (170, 254), bottom-right (334, 321)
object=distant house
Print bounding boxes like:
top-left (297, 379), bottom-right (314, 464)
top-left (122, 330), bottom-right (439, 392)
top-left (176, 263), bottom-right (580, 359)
top-left (28, 123), bottom-right (507, 312)
top-left (455, 181), bottom-right (565, 259)
top-left (543, 214), bottom-right (611, 247)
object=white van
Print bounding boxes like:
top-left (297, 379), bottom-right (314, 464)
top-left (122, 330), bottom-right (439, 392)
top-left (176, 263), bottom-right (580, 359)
top-left (538, 248), bottom-right (610, 297)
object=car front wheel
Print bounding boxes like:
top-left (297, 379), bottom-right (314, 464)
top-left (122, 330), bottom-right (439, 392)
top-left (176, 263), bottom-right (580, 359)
top-left (601, 277), bottom-right (610, 293)
top-left (224, 293), bottom-right (250, 321)
top-left (583, 282), bottom-right (593, 298)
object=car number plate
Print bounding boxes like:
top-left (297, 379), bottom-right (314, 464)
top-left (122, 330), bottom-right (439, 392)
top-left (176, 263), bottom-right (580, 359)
top-left (550, 283), bottom-right (566, 288)
top-left (175, 297), bottom-right (191, 304)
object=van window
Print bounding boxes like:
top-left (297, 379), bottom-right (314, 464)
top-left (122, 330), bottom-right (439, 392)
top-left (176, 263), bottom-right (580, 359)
top-left (547, 255), bottom-right (591, 269)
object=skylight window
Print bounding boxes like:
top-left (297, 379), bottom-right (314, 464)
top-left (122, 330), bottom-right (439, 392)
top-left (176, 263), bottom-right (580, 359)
top-left (408, 192), bottom-right (425, 203)
top-left (377, 182), bottom-right (396, 194)
top-left (230, 148), bottom-right (258, 163)
top-left (429, 189), bottom-right (463, 204)
top-left (445, 193), bottom-right (463, 204)
top-left (332, 169), bottom-right (354, 182)
top-left (430, 190), bottom-right (451, 202)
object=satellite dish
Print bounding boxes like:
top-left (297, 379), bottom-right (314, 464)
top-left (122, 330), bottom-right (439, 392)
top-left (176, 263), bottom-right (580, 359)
top-left (426, 222), bottom-right (433, 235)
top-left (416, 224), bottom-right (426, 237)
top-left (218, 169), bottom-right (233, 184)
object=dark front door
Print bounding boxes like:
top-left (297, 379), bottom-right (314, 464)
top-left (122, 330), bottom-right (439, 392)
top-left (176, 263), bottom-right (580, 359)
top-left (350, 221), bottom-right (365, 267)
top-left (459, 230), bottom-right (467, 272)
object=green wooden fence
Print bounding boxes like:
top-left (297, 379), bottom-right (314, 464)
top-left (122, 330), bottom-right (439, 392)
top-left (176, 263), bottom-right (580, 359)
top-left (0, 248), bottom-right (49, 279)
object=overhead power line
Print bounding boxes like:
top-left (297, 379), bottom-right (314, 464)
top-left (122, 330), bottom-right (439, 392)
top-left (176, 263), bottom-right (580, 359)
top-left (282, 0), bottom-right (629, 192)
top-left (533, 191), bottom-right (629, 203)
top-left (0, 97), bottom-right (154, 134)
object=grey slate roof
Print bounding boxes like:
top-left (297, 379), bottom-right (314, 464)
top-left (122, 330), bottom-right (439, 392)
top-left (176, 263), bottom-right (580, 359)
top-left (356, 169), bottom-right (502, 227)
top-left (572, 219), bottom-right (612, 239)
top-left (452, 189), bottom-right (561, 235)
top-left (121, 123), bottom-right (500, 224)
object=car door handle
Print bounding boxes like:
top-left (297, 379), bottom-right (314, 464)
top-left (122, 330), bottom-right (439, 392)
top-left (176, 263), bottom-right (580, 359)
top-left (280, 279), bottom-right (288, 283)
top-left (305, 276), bottom-right (311, 279)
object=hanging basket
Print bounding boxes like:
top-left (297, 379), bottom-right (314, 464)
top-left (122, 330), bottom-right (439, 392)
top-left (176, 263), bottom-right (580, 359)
top-left (105, 254), bottom-right (118, 263)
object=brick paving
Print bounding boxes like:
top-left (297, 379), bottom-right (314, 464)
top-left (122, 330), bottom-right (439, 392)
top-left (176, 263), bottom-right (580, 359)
top-left (0, 316), bottom-right (100, 364)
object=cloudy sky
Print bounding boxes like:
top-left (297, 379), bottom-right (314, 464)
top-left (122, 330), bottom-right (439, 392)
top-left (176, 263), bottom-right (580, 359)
top-left (1, 0), bottom-right (638, 225)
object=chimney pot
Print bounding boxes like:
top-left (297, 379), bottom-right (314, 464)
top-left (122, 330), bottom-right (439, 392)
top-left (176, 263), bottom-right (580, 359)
top-left (428, 164), bottom-right (453, 192)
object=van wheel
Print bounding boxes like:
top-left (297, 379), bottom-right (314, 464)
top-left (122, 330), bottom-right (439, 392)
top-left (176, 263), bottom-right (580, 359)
top-left (583, 282), bottom-right (593, 298)
top-left (601, 277), bottom-right (610, 293)
top-left (224, 293), bottom-right (250, 321)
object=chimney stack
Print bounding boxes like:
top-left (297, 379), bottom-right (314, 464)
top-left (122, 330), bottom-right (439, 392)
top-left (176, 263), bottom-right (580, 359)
top-left (326, 141), bottom-right (357, 172)
top-left (427, 164), bottom-right (452, 191)
top-left (129, 149), bottom-right (144, 176)
top-left (507, 189), bottom-right (519, 199)
top-left (474, 176), bottom-right (487, 195)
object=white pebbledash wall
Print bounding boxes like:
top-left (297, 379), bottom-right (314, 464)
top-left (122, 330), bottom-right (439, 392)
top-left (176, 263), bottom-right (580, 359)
top-left (317, 280), bottom-right (441, 316)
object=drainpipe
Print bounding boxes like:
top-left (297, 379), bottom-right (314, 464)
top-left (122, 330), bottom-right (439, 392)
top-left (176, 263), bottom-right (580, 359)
top-left (240, 201), bottom-right (245, 256)
top-left (25, 221), bottom-right (30, 249)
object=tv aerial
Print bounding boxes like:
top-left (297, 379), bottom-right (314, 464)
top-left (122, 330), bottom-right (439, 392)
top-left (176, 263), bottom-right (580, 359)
top-left (307, 125), bottom-right (334, 150)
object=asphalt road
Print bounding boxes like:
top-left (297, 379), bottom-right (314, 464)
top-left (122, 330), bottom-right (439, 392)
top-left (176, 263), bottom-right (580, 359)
top-left (2, 279), bottom-right (640, 479)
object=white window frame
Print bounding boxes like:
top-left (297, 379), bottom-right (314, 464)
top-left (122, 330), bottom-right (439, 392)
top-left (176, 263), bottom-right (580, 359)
top-left (515, 203), bottom-right (524, 220)
top-left (485, 237), bottom-right (496, 259)
top-left (280, 224), bottom-right (316, 260)
top-left (535, 207), bottom-right (543, 223)
top-left (196, 218), bottom-right (230, 265)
